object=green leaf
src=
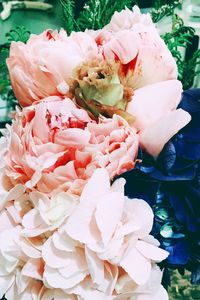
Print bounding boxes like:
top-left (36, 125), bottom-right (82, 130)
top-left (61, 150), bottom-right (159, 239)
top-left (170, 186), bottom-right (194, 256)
top-left (6, 26), bottom-right (30, 44)
top-left (59, 0), bottom-right (77, 33)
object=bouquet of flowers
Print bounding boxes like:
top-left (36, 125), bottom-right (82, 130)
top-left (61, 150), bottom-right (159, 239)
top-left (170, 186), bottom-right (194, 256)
top-left (0, 5), bottom-right (199, 300)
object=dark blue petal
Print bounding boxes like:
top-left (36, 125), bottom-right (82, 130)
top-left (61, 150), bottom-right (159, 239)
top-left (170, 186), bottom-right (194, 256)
top-left (157, 141), bottom-right (176, 172)
top-left (163, 240), bottom-right (189, 265)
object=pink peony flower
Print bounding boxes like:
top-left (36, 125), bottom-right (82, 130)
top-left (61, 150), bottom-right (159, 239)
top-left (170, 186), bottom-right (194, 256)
top-left (126, 80), bottom-right (191, 157)
top-left (96, 6), bottom-right (178, 90)
top-left (7, 30), bottom-right (98, 107)
top-left (2, 96), bottom-right (138, 194)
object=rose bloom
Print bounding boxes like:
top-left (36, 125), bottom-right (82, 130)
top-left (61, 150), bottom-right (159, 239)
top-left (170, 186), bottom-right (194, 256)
top-left (2, 96), bottom-right (138, 194)
top-left (7, 29), bottom-right (98, 106)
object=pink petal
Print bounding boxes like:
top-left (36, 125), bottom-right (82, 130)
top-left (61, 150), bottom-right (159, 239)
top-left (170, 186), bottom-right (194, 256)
top-left (66, 277), bottom-right (108, 300)
top-left (80, 168), bottom-right (110, 203)
top-left (21, 258), bottom-right (43, 280)
top-left (103, 30), bottom-right (139, 64)
top-left (59, 249), bottom-right (88, 278)
top-left (140, 108), bottom-right (191, 157)
top-left (95, 191), bottom-right (124, 245)
top-left (65, 170), bottom-right (111, 244)
top-left (19, 238), bottom-right (41, 259)
top-left (136, 240), bottom-right (169, 261)
top-left (65, 201), bottom-right (100, 245)
top-left (136, 286), bottom-right (168, 300)
top-left (43, 266), bottom-right (86, 289)
top-left (0, 210), bottom-right (16, 232)
top-left (85, 246), bottom-right (104, 285)
top-left (52, 231), bottom-right (78, 252)
top-left (22, 209), bottom-right (43, 229)
top-left (126, 80), bottom-right (182, 131)
top-left (32, 103), bottom-right (49, 143)
top-left (98, 263), bottom-right (118, 295)
top-left (54, 128), bottom-right (91, 148)
top-left (120, 246), bottom-right (151, 285)
top-left (123, 199), bottom-right (154, 237)
top-left (42, 237), bottom-right (74, 268)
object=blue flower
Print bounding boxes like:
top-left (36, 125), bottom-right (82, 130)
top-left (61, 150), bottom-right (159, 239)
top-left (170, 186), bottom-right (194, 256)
top-left (116, 89), bottom-right (200, 284)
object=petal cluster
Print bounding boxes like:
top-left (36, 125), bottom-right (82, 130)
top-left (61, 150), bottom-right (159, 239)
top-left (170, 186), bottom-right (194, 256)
top-left (2, 97), bottom-right (138, 194)
top-left (99, 6), bottom-right (178, 89)
top-left (7, 30), bottom-right (98, 106)
top-left (0, 168), bottom-right (169, 300)
top-left (42, 169), bottom-right (169, 299)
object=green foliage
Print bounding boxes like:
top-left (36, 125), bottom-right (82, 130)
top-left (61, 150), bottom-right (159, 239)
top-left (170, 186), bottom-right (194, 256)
top-left (151, 0), bottom-right (181, 22)
top-left (5, 26), bottom-right (30, 44)
top-left (162, 14), bottom-right (200, 89)
top-left (59, 0), bottom-right (76, 33)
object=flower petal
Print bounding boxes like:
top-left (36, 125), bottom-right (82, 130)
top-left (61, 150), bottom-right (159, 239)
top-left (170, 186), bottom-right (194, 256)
top-left (140, 109), bottom-right (191, 157)
top-left (126, 80), bottom-right (182, 131)
top-left (120, 246), bottom-right (151, 285)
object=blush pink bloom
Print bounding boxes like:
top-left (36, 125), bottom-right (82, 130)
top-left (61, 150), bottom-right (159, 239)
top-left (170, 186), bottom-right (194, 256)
top-left (38, 168), bottom-right (168, 299)
top-left (126, 80), bottom-right (191, 157)
top-left (2, 97), bottom-right (138, 194)
top-left (7, 30), bottom-right (98, 107)
top-left (96, 6), bottom-right (177, 90)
